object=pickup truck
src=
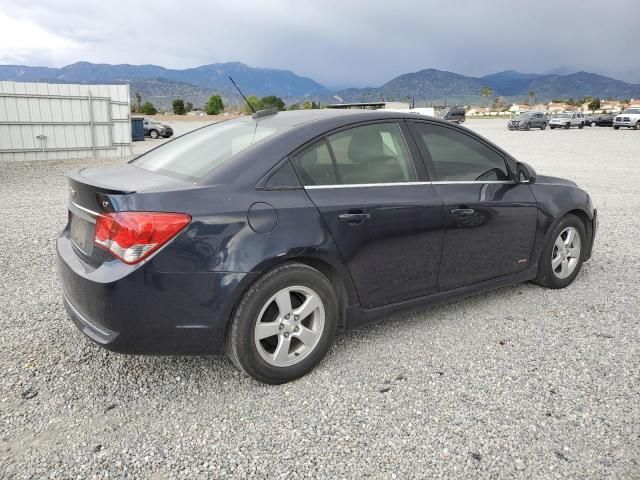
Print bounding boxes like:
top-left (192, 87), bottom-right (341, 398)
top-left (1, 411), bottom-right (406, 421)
top-left (613, 109), bottom-right (640, 130)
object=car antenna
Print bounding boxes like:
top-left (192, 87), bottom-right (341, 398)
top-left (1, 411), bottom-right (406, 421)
top-left (229, 76), bottom-right (256, 114)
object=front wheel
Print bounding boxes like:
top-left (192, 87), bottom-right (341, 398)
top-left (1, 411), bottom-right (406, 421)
top-left (225, 263), bottom-right (338, 384)
top-left (540, 123), bottom-right (547, 130)
top-left (614, 126), bottom-right (620, 130)
top-left (591, 121), bottom-right (597, 127)
top-left (149, 129), bottom-right (159, 139)
top-left (564, 122), bottom-right (571, 129)
top-left (534, 214), bottom-right (586, 289)
top-left (578, 122), bottom-right (584, 129)
top-left (524, 122), bottom-right (531, 131)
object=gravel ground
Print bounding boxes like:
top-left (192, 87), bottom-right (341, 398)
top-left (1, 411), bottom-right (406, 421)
top-left (1, 119), bottom-right (639, 479)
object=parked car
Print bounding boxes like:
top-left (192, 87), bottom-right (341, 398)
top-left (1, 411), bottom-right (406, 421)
top-left (143, 119), bottom-right (174, 139)
top-left (589, 113), bottom-right (616, 127)
top-left (507, 112), bottom-right (548, 130)
top-left (613, 109), bottom-right (640, 130)
top-left (549, 112), bottom-right (585, 129)
top-left (58, 110), bottom-right (597, 384)
top-left (437, 106), bottom-right (466, 123)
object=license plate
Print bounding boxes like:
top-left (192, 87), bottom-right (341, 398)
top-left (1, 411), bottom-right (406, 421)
top-left (70, 214), bottom-right (92, 253)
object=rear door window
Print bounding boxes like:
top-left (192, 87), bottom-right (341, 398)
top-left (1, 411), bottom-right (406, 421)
top-left (291, 141), bottom-right (338, 186)
top-left (326, 123), bottom-right (416, 185)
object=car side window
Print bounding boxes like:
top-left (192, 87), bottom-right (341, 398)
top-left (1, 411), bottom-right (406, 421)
top-left (326, 123), bottom-right (416, 185)
top-left (291, 140), bottom-right (338, 186)
top-left (413, 123), bottom-right (510, 181)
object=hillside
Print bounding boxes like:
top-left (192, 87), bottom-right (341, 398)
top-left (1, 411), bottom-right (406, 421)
top-left (1, 61), bottom-right (640, 108)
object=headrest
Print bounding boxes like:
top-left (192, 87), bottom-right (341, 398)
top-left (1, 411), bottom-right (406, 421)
top-left (347, 128), bottom-right (384, 164)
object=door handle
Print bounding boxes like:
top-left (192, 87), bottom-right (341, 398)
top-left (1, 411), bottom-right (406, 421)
top-left (338, 212), bottom-right (370, 224)
top-left (451, 208), bottom-right (475, 217)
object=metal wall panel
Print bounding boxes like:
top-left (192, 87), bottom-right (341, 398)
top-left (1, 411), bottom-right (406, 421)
top-left (0, 81), bottom-right (131, 161)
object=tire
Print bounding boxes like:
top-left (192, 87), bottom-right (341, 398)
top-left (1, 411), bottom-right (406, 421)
top-left (524, 122), bottom-right (531, 131)
top-left (614, 126), bottom-right (620, 130)
top-left (540, 123), bottom-right (547, 130)
top-left (564, 122), bottom-right (570, 129)
top-left (225, 263), bottom-right (338, 384)
top-left (578, 122), bottom-right (584, 129)
top-left (635, 121), bottom-right (640, 130)
top-left (550, 125), bottom-right (556, 129)
top-left (534, 214), bottom-right (587, 289)
top-left (149, 129), bottom-right (159, 139)
top-left (591, 122), bottom-right (596, 127)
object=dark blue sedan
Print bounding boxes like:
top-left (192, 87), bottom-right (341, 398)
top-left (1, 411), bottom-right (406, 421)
top-left (58, 109), bottom-right (597, 383)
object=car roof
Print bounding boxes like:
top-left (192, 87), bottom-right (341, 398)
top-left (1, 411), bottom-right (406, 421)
top-left (234, 109), bottom-right (429, 128)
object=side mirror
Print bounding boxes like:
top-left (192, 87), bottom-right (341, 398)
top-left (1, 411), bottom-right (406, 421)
top-left (517, 162), bottom-right (536, 184)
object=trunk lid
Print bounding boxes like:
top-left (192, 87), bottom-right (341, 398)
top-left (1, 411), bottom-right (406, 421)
top-left (65, 163), bottom-right (193, 264)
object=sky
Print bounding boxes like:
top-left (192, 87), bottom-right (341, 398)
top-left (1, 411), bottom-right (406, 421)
top-left (0, 0), bottom-right (639, 88)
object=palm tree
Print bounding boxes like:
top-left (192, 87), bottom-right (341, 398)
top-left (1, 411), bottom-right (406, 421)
top-left (480, 87), bottom-right (493, 109)
top-left (528, 90), bottom-right (535, 108)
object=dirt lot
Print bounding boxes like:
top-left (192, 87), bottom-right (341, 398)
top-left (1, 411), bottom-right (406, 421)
top-left (1, 119), bottom-right (639, 479)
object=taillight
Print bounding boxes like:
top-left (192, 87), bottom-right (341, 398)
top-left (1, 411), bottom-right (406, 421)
top-left (94, 212), bottom-right (191, 264)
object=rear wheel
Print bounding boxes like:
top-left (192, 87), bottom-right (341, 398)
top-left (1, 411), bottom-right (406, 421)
top-left (524, 122), bottom-right (531, 131)
top-left (614, 126), bottom-right (620, 130)
top-left (534, 214), bottom-right (586, 289)
top-left (635, 121), bottom-right (640, 130)
top-left (579, 122), bottom-right (584, 129)
top-left (564, 122), bottom-right (571, 129)
top-left (225, 263), bottom-right (338, 384)
top-left (591, 121), bottom-right (597, 127)
top-left (149, 129), bottom-right (159, 139)
top-left (540, 123), bottom-right (547, 130)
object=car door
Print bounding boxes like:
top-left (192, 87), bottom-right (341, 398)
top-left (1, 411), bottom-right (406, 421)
top-left (533, 113), bottom-right (543, 127)
top-left (292, 121), bottom-right (445, 309)
top-left (409, 121), bottom-right (538, 290)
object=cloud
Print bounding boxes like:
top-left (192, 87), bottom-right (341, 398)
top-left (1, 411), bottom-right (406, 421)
top-left (0, 0), bottom-right (638, 86)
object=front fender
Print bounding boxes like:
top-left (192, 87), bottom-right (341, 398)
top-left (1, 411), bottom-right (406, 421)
top-left (529, 183), bottom-right (595, 267)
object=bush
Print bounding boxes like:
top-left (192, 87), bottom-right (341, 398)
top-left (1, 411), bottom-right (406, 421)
top-left (242, 95), bottom-right (262, 114)
top-left (140, 101), bottom-right (157, 115)
top-left (205, 95), bottom-right (224, 115)
top-left (261, 95), bottom-right (285, 111)
top-left (172, 99), bottom-right (185, 115)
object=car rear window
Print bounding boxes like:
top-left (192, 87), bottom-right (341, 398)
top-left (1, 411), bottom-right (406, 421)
top-left (132, 120), bottom-right (286, 179)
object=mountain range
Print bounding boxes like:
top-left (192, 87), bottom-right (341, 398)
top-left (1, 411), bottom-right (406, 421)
top-left (1, 61), bottom-right (639, 110)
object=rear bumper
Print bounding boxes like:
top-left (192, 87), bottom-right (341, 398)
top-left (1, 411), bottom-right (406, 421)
top-left (57, 233), bottom-right (254, 354)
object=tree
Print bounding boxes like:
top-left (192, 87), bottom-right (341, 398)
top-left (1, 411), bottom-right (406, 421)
top-left (185, 102), bottom-right (193, 113)
top-left (260, 95), bottom-right (286, 111)
top-left (242, 95), bottom-right (262, 114)
top-left (287, 103), bottom-right (301, 110)
top-left (588, 98), bottom-right (601, 113)
top-left (302, 100), bottom-right (313, 110)
top-left (480, 86), bottom-right (493, 108)
top-left (172, 99), bottom-right (185, 115)
top-left (134, 92), bottom-right (142, 113)
top-left (528, 90), bottom-right (535, 107)
top-left (205, 95), bottom-right (224, 115)
top-left (140, 101), bottom-right (157, 115)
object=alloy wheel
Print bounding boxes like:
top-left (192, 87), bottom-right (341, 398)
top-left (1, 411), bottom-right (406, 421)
top-left (254, 286), bottom-right (325, 367)
top-left (551, 227), bottom-right (581, 279)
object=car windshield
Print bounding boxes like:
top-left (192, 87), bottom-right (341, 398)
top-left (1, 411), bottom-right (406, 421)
top-left (132, 120), bottom-right (286, 179)
top-left (555, 114), bottom-right (571, 118)
top-left (623, 109), bottom-right (640, 114)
